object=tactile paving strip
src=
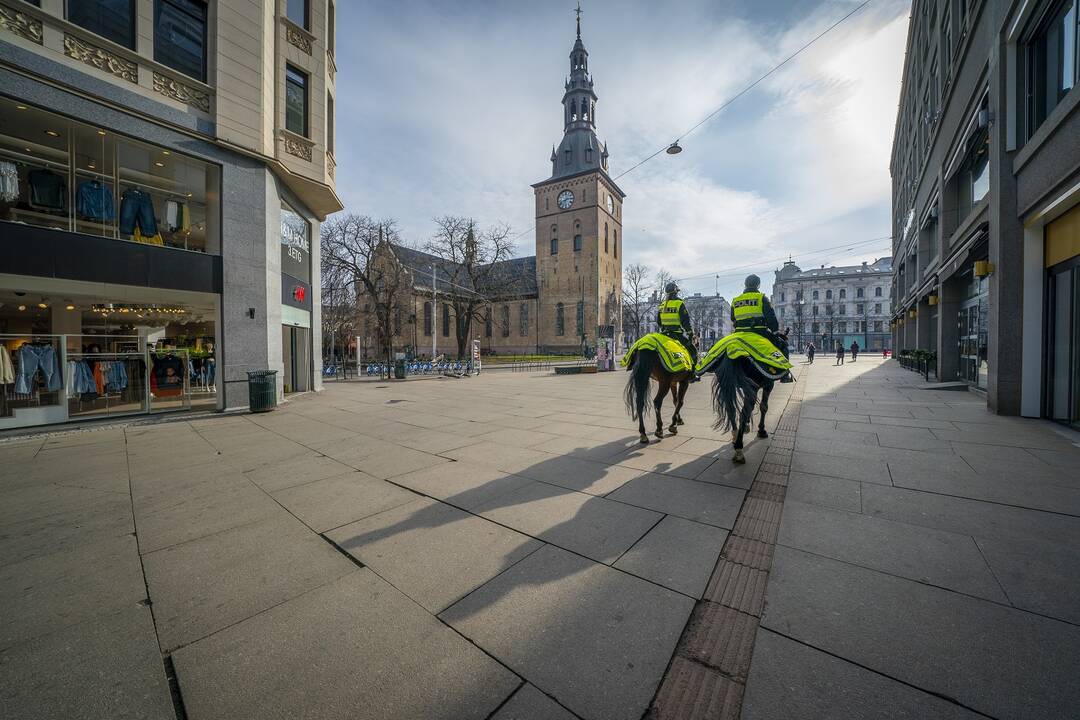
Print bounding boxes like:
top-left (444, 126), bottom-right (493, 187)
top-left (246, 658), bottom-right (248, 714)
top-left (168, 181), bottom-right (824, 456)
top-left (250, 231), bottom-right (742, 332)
top-left (646, 372), bottom-right (807, 720)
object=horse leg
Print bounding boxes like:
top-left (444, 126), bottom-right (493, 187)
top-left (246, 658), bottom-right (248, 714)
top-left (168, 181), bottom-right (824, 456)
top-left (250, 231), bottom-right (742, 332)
top-left (669, 378), bottom-right (688, 433)
top-left (757, 382), bottom-right (773, 438)
top-left (732, 388), bottom-right (755, 464)
top-left (654, 376), bottom-right (668, 439)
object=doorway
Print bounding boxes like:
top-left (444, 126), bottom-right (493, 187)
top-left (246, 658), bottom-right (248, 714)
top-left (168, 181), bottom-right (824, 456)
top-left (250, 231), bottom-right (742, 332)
top-left (282, 325), bottom-right (311, 394)
top-left (1047, 259), bottom-right (1080, 427)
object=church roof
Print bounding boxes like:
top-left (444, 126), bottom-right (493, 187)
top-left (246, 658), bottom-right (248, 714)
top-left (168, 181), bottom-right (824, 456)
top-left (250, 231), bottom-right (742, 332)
top-left (389, 244), bottom-right (538, 300)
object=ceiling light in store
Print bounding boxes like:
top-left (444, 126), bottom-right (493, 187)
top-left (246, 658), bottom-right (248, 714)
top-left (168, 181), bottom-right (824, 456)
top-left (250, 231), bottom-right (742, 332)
top-left (97, 130), bottom-right (106, 136)
top-left (38, 302), bottom-right (48, 309)
top-left (45, 130), bottom-right (60, 137)
top-left (186, 192), bottom-right (192, 197)
top-left (154, 161), bottom-right (165, 167)
top-left (162, 150), bottom-right (171, 155)
top-left (87, 163), bottom-right (96, 170)
top-left (17, 304), bottom-right (26, 312)
top-left (16, 105), bottom-right (27, 110)
top-left (65, 301), bottom-right (76, 310)
top-left (24, 148), bottom-right (32, 153)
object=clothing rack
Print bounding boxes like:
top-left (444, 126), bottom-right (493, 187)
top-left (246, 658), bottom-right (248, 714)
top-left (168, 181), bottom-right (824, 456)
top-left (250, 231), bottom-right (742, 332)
top-left (0, 146), bottom-right (68, 174)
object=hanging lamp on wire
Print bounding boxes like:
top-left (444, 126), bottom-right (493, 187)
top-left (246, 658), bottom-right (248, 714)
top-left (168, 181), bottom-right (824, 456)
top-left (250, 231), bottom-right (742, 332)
top-left (666, 141), bottom-right (683, 155)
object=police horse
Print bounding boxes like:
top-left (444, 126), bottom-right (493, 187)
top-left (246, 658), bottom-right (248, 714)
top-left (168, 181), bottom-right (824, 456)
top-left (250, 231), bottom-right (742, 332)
top-left (623, 341), bottom-right (693, 445)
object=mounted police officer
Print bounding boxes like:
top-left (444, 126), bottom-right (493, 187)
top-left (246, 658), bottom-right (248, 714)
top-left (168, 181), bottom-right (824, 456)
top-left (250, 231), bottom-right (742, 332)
top-left (657, 281), bottom-right (699, 380)
top-left (730, 274), bottom-right (793, 382)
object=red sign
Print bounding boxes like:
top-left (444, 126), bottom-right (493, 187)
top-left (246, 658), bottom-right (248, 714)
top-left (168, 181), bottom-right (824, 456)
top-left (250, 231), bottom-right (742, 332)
top-left (292, 286), bottom-right (306, 303)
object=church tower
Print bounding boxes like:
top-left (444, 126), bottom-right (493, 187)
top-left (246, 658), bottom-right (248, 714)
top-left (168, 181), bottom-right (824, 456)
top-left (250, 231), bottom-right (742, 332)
top-left (533, 8), bottom-right (625, 352)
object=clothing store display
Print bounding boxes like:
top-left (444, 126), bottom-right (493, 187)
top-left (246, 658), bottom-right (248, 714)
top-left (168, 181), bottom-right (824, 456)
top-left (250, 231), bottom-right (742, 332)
top-left (13, 343), bottom-right (62, 395)
top-left (93, 362), bottom-right (105, 395)
top-left (70, 360), bottom-right (97, 395)
top-left (76, 179), bottom-right (116, 221)
top-left (0, 345), bottom-right (14, 385)
top-left (119, 186), bottom-right (158, 236)
top-left (27, 169), bottom-right (67, 211)
top-left (164, 200), bottom-right (191, 232)
top-left (0, 161), bottom-right (18, 202)
top-left (152, 354), bottom-right (185, 397)
top-left (133, 227), bottom-right (164, 246)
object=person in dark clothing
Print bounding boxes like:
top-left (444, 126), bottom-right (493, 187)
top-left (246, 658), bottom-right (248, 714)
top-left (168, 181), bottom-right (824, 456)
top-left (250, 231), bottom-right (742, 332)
top-left (806, 341), bottom-right (816, 364)
top-left (730, 274), bottom-right (792, 382)
top-left (657, 281), bottom-right (699, 379)
top-left (850, 340), bottom-right (859, 362)
top-left (835, 340), bottom-right (845, 365)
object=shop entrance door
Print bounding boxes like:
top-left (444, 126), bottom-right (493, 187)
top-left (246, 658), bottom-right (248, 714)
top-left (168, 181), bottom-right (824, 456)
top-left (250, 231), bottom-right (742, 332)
top-left (282, 326), bottom-right (311, 394)
top-left (1047, 260), bottom-right (1080, 427)
top-left (958, 275), bottom-right (989, 389)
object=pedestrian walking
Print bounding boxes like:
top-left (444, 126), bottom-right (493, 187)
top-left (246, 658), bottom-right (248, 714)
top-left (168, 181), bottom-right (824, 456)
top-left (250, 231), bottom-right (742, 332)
top-left (835, 340), bottom-right (844, 365)
top-left (806, 341), bottom-right (816, 364)
top-left (850, 340), bottom-right (859, 362)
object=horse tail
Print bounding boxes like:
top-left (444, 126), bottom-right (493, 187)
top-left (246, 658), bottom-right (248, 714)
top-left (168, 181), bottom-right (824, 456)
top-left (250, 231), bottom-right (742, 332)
top-left (624, 350), bottom-right (656, 420)
top-left (711, 355), bottom-right (758, 432)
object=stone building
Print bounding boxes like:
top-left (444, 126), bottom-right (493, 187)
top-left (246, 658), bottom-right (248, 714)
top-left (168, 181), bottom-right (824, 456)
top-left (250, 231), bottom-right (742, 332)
top-left (891, 0), bottom-right (1080, 423)
top-left (0, 0), bottom-right (341, 429)
top-left (771, 258), bottom-right (894, 352)
top-left (629, 291), bottom-right (731, 350)
top-left (359, 13), bottom-right (622, 358)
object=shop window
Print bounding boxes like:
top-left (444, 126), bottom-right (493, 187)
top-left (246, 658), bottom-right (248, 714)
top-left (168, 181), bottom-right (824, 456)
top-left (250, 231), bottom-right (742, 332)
top-left (501, 305), bottom-right (510, 337)
top-left (154, 0), bottom-right (207, 83)
top-left (519, 302), bottom-right (529, 336)
top-left (285, 65), bottom-right (309, 137)
top-left (555, 303), bottom-right (565, 336)
top-left (67, 0), bottom-right (136, 49)
top-left (0, 99), bottom-right (219, 252)
top-left (286, 0), bottom-right (309, 30)
top-left (423, 301), bottom-right (431, 336)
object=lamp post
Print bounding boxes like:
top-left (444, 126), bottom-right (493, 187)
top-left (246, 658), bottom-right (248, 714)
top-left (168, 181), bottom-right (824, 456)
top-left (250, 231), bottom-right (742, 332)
top-left (793, 299), bottom-right (806, 352)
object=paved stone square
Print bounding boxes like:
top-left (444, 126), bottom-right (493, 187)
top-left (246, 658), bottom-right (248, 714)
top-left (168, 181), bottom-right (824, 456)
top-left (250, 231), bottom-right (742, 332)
top-left (1, 358), bottom-right (1078, 719)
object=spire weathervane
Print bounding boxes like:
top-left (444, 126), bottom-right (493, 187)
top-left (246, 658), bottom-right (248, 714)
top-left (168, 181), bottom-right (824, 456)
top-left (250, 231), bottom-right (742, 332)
top-left (575, 2), bottom-right (582, 38)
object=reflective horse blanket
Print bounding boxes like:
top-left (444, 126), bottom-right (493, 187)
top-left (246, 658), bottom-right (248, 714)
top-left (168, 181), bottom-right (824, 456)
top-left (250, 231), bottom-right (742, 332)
top-left (620, 332), bottom-right (693, 373)
top-left (696, 331), bottom-right (793, 375)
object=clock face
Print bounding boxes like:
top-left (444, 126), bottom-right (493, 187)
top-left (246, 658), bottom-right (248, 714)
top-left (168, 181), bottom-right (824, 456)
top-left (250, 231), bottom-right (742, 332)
top-left (606, 195), bottom-right (614, 214)
top-left (558, 190), bottom-right (574, 209)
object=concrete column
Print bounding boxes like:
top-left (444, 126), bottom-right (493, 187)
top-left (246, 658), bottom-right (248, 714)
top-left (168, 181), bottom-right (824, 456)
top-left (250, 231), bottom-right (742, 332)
top-left (937, 277), bottom-right (963, 382)
top-left (916, 298), bottom-right (931, 351)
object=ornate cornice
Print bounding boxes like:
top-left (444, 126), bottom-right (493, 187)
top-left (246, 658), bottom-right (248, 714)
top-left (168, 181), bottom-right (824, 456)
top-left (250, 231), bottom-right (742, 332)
top-left (280, 131), bottom-right (313, 161)
top-left (285, 24), bottom-right (312, 55)
top-left (64, 33), bottom-right (137, 83)
top-left (326, 151), bottom-right (335, 178)
top-left (0, 4), bottom-right (43, 44)
top-left (152, 72), bottom-right (211, 113)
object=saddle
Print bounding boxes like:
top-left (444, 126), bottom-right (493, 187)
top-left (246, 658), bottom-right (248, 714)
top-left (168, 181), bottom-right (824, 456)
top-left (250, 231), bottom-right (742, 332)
top-left (621, 333), bottom-right (693, 373)
top-left (696, 331), bottom-right (793, 376)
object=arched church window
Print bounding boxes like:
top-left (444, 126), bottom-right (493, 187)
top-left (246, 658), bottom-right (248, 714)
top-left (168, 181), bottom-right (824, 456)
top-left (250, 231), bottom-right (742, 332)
top-left (564, 149), bottom-right (571, 165)
top-left (571, 99), bottom-right (578, 121)
top-left (586, 148), bottom-right (592, 163)
top-left (556, 303), bottom-right (565, 336)
top-left (576, 301), bottom-right (584, 335)
top-left (501, 305), bottom-right (510, 337)
top-left (613, 229), bottom-right (618, 259)
top-left (604, 223), bottom-right (608, 254)
top-left (574, 234), bottom-right (582, 252)
top-left (423, 302), bottom-right (431, 336)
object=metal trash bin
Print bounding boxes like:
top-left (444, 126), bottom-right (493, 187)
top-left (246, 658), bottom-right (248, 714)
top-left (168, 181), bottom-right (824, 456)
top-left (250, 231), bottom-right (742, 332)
top-left (394, 360), bottom-right (407, 379)
top-left (247, 370), bottom-right (278, 412)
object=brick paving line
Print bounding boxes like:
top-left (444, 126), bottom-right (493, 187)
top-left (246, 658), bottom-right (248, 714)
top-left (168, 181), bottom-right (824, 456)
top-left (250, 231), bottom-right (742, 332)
top-left (646, 368), bottom-right (807, 720)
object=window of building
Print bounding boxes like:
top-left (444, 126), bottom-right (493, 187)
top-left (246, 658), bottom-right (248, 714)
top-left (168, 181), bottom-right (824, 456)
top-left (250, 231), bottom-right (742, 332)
top-left (423, 302), bottom-right (432, 336)
top-left (67, 0), bottom-right (136, 49)
top-left (1024, 0), bottom-right (1079, 139)
top-left (0, 99), bottom-right (220, 252)
top-left (286, 0), bottom-right (309, 30)
top-left (564, 149), bottom-right (571, 165)
top-left (328, 0), bottom-right (336, 54)
top-left (839, 304), bottom-right (846, 315)
top-left (826, 289), bottom-right (833, 300)
top-left (839, 289), bottom-right (846, 299)
top-left (875, 286), bottom-right (883, 297)
top-left (813, 290), bottom-right (819, 300)
top-left (826, 305), bottom-right (833, 315)
top-left (327, 93), bottom-right (334, 155)
top-left (613, 229), bottom-right (618, 258)
top-left (285, 65), bottom-right (309, 137)
top-left (484, 307), bottom-right (492, 337)
top-left (154, 0), bottom-right (207, 83)
top-left (280, 201), bottom-right (310, 282)
top-left (442, 304), bottom-right (450, 337)
top-left (500, 305), bottom-right (510, 337)
top-left (857, 303), bottom-right (864, 314)
top-left (812, 305), bottom-right (819, 315)
top-left (550, 225), bottom-right (558, 255)
top-left (838, 322), bottom-right (847, 333)
top-left (555, 303), bottom-right (565, 335)
top-left (856, 287), bottom-right (864, 298)
top-left (573, 234), bottom-right (582, 252)
top-left (576, 301), bottom-right (584, 336)
top-left (780, 292), bottom-right (786, 302)
top-left (520, 302), bottom-right (529, 336)
top-left (604, 224), bottom-right (608, 253)
top-left (875, 320), bottom-right (884, 332)
top-left (811, 322), bottom-right (819, 333)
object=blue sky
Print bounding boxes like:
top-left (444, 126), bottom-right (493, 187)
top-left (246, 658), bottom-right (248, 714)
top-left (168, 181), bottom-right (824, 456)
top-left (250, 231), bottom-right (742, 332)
top-left (333, 0), bottom-right (910, 298)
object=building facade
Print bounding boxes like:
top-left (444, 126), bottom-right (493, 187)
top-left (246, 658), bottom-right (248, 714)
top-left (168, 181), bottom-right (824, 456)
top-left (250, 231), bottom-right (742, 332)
top-left (891, 0), bottom-right (1079, 424)
top-left (359, 14), bottom-right (622, 358)
top-left (628, 291), bottom-right (731, 351)
top-left (772, 258), bottom-right (894, 352)
top-left (0, 0), bottom-right (340, 429)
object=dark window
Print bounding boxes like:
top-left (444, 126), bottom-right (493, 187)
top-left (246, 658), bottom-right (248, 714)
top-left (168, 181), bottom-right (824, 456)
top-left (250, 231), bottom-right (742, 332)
top-left (857, 304), bottom-right (865, 314)
top-left (576, 301), bottom-right (584, 336)
top-left (501, 305), bottom-right (510, 337)
top-left (573, 234), bottom-right (582, 251)
top-left (327, 93), bottom-right (334, 154)
top-left (556, 303), bottom-right (565, 336)
top-left (287, 0), bottom-right (309, 30)
top-left (520, 303), bottom-right (529, 336)
top-left (875, 286), bottom-right (883, 297)
top-left (68, 0), bottom-right (136, 49)
top-left (857, 287), bottom-right (864, 298)
top-left (442, 304), bottom-right (450, 337)
top-left (154, 0), bottom-right (207, 83)
top-left (423, 302), bottom-right (432, 336)
top-left (875, 303), bottom-right (882, 313)
top-left (813, 290), bottom-right (819, 300)
top-left (1024, 0), bottom-right (1078, 138)
top-left (550, 237), bottom-right (558, 255)
top-left (613, 229), bottom-right (618, 258)
top-left (826, 289), bottom-right (833, 300)
top-left (839, 289), bottom-right (846, 299)
top-left (604, 224), bottom-right (608, 253)
top-left (327, 0), bottom-right (336, 54)
top-left (285, 65), bottom-right (309, 137)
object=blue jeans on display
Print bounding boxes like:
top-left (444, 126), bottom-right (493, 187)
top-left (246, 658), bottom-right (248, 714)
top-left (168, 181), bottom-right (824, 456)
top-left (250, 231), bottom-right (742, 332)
top-left (73, 360), bottom-right (96, 394)
top-left (119, 188), bottom-right (158, 236)
top-left (206, 359), bottom-right (215, 387)
top-left (15, 344), bottom-right (62, 394)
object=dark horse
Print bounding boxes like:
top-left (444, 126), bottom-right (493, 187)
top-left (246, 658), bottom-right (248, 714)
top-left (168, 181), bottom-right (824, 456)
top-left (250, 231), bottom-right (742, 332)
top-left (624, 349), bottom-right (692, 445)
top-left (708, 353), bottom-right (784, 464)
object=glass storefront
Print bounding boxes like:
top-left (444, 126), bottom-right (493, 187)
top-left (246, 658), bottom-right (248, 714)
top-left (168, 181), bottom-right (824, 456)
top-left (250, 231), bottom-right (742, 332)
top-left (1046, 260), bottom-right (1078, 426)
top-left (0, 98), bottom-right (220, 252)
top-left (958, 270), bottom-right (990, 389)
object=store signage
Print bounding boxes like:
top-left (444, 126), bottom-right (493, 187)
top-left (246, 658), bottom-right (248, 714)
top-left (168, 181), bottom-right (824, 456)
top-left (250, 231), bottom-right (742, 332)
top-left (280, 206), bottom-right (311, 282)
top-left (282, 275), bottom-right (312, 311)
top-left (292, 285), bottom-right (306, 303)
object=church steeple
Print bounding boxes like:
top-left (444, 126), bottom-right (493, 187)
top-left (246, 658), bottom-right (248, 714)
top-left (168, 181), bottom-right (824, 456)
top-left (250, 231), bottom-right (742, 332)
top-left (548, 5), bottom-right (608, 180)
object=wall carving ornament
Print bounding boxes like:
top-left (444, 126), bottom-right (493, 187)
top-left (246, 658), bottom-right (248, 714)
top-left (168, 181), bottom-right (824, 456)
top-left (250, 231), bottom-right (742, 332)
top-left (0, 5), bottom-right (43, 44)
top-left (64, 34), bottom-right (137, 83)
top-left (281, 132), bottom-right (313, 161)
top-left (326, 151), bottom-right (335, 178)
top-left (286, 25), bottom-right (312, 55)
top-left (153, 72), bottom-right (211, 113)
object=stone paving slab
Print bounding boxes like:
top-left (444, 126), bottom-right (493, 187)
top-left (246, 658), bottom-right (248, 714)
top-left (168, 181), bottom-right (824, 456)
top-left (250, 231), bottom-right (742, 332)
top-left (975, 534), bottom-right (1080, 624)
top-left (762, 546), bottom-right (1080, 719)
top-left (243, 454), bottom-right (356, 492)
top-left (441, 544), bottom-right (694, 720)
top-left (490, 683), bottom-right (579, 720)
top-left (514, 454), bottom-right (644, 496)
top-left (143, 514), bottom-right (354, 652)
top-left (135, 480), bottom-right (282, 553)
top-left (0, 605), bottom-right (173, 720)
top-left (327, 498), bottom-right (542, 613)
top-left (389, 461), bottom-right (534, 511)
top-left (607, 473), bottom-right (745, 529)
top-left (614, 515), bottom-right (729, 597)
top-left (270, 471), bottom-right (417, 532)
top-left (742, 629), bottom-right (984, 720)
top-left (777, 500), bottom-right (1007, 601)
top-left (173, 568), bottom-right (518, 720)
top-left (614, 447), bottom-right (718, 479)
top-left (888, 465), bottom-right (1080, 515)
top-left (785, 472), bottom-right (862, 512)
top-left (790, 451), bottom-right (891, 484)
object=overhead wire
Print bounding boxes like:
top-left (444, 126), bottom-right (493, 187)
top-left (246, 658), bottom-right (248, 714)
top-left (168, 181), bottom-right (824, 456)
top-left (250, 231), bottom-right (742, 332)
top-left (674, 235), bottom-right (893, 282)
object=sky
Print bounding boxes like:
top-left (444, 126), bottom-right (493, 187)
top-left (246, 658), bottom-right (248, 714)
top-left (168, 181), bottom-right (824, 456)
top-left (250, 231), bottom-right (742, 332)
top-left (333, 0), bottom-right (911, 299)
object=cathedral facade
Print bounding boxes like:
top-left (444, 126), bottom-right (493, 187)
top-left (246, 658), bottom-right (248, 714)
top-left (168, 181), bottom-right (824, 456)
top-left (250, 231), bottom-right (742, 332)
top-left (360, 15), bottom-right (624, 358)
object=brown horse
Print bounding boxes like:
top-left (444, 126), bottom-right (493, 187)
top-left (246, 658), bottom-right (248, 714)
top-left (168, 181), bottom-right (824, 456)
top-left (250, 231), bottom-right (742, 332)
top-left (624, 349), bottom-right (692, 444)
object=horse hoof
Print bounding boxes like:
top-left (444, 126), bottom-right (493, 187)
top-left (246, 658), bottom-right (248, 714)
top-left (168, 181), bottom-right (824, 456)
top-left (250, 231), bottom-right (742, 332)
top-left (668, 425), bottom-right (678, 435)
top-left (639, 435), bottom-right (649, 445)
top-left (677, 418), bottom-right (685, 426)
top-left (757, 429), bottom-right (769, 439)
top-left (732, 450), bottom-right (746, 464)
top-left (655, 430), bottom-right (664, 439)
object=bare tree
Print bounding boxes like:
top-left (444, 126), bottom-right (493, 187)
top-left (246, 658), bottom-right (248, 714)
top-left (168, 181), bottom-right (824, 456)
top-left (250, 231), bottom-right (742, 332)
top-left (320, 260), bottom-right (358, 372)
top-left (655, 268), bottom-right (675, 297)
top-left (621, 262), bottom-right (651, 344)
top-left (321, 214), bottom-right (411, 379)
top-left (424, 216), bottom-right (517, 359)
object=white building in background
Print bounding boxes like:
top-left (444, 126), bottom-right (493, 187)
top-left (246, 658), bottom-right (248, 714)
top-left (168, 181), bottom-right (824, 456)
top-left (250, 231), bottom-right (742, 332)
top-left (628, 291), bottom-right (730, 351)
top-left (771, 258), bottom-right (893, 352)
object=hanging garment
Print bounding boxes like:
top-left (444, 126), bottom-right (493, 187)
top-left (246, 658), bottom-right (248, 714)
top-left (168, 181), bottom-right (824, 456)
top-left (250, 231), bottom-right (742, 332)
top-left (105, 361), bottom-right (128, 391)
top-left (75, 179), bottom-right (116, 221)
top-left (133, 227), bottom-right (164, 246)
top-left (27, 169), bottom-right (67, 210)
top-left (73, 360), bottom-right (97, 396)
top-left (0, 161), bottom-right (18, 202)
top-left (13, 343), bottom-right (62, 394)
top-left (180, 203), bottom-right (190, 232)
top-left (65, 360), bottom-right (76, 398)
top-left (93, 362), bottom-right (105, 395)
top-left (119, 187), bottom-right (158, 236)
top-left (0, 345), bottom-right (14, 385)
